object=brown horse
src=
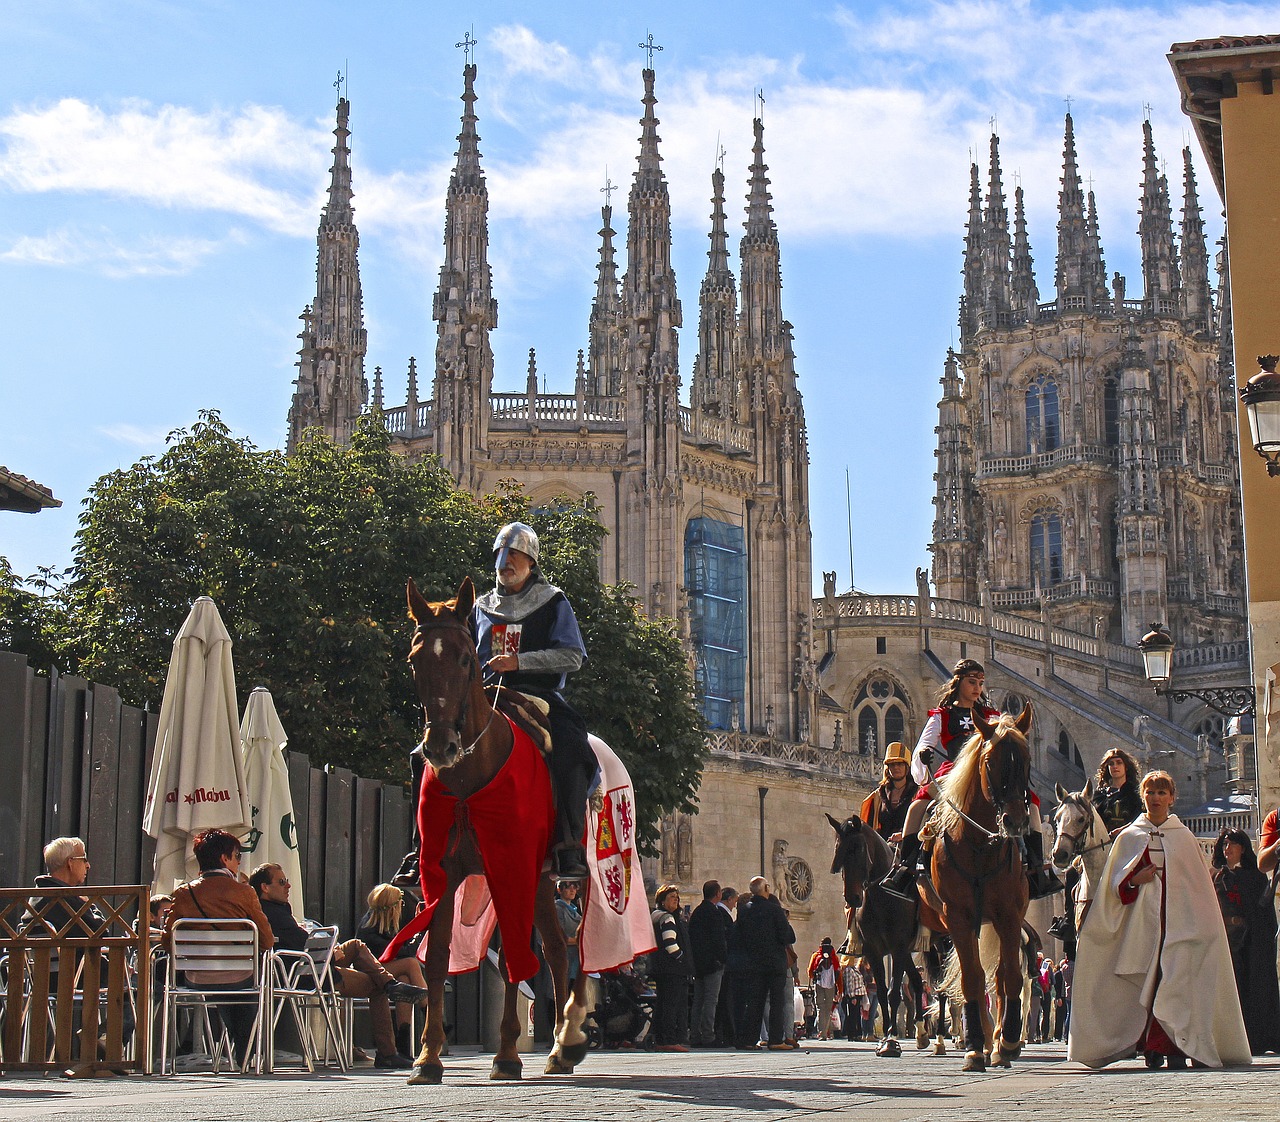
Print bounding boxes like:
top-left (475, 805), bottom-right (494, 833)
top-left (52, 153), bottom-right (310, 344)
top-left (927, 704), bottom-right (1032, 1072)
top-left (403, 576), bottom-right (590, 1084)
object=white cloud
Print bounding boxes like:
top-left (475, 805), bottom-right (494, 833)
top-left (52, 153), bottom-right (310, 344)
top-left (0, 97), bottom-right (326, 235)
top-left (2, 226), bottom-right (231, 276)
top-left (98, 422), bottom-right (174, 447)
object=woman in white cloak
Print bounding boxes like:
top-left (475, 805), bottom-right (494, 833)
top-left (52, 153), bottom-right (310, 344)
top-left (1067, 770), bottom-right (1250, 1069)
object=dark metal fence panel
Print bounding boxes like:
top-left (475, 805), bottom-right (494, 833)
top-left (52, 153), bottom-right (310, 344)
top-left (85, 683), bottom-right (121, 886)
top-left (324, 766), bottom-right (355, 936)
top-left (353, 777), bottom-right (381, 923)
top-left (0, 653), bottom-right (32, 886)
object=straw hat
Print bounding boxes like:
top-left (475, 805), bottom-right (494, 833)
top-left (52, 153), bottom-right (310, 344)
top-left (882, 741), bottom-right (910, 765)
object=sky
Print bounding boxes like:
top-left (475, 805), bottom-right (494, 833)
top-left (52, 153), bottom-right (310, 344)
top-left (0, 0), bottom-right (1269, 595)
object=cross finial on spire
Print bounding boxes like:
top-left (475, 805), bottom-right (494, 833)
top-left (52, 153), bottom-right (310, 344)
top-left (455, 28), bottom-right (477, 64)
top-left (755, 87), bottom-right (766, 121)
top-left (334, 70), bottom-right (345, 97)
top-left (1064, 95), bottom-right (1073, 113)
top-left (1086, 174), bottom-right (1095, 192)
top-left (990, 113), bottom-right (997, 134)
top-left (1143, 102), bottom-right (1153, 121)
top-left (717, 141), bottom-right (726, 173)
top-left (601, 168), bottom-right (616, 206)
top-left (638, 32), bottom-right (663, 67)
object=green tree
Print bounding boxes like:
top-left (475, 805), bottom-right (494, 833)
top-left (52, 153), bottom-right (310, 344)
top-left (58, 412), bottom-right (704, 847)
top-left (0, 556), bottom-right (68, 672)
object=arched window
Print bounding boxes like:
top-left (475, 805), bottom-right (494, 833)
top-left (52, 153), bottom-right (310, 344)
top-left (1103, 375), bottom-right (1120, 446)
top-left (857, 707), bottom-right (878, 756)
top-left (1030, 512), bottom-right (1063, 587)
top-left (1057, 729), bottom-right (1071, 757)
top-left (685, 518), bottom-right (745, 729)
top-left (885, 705), bottom-right (905, 746)
top-left (1025, 373), bottom-right (1061, 453)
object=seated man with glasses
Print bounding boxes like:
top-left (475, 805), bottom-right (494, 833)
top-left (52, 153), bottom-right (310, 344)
top-left (163, 829), bottom-right (275, 1066)
top-left (27, 835), bottom-right (136, 1067)
top-left (248, 863), bottom-right (426, 1069)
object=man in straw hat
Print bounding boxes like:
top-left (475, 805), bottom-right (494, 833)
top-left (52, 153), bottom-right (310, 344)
top-left (859, 742), bottom-right (918, 841)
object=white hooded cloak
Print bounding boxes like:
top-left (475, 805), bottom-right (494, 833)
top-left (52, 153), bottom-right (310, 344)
top-left (1067, 812), bottom-right (1250, 1068)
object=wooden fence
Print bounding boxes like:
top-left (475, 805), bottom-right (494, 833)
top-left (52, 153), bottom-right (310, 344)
top-left (0, 884), bottom-right (149, 1073)
top-left (0, 651), bottom-right (415, 938)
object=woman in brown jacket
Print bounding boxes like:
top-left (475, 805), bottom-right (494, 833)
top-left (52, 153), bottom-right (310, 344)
top-left (163, 829), bottom-right (274, 1064)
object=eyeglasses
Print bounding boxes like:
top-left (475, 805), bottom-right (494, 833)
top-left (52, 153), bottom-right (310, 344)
top-left (69, 855), bottom-right (89, 863)
top-left (273, 877), bottom-right (290, 886)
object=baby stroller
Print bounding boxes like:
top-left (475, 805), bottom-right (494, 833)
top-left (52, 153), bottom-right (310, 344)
top-left (585, 970), bottom-right (655, 1049)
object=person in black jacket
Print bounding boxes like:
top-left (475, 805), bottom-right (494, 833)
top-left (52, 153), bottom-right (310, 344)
top-left (732, 876), bottom-right (797, 1050)
top-left (249, 863), bottom-right (427, 1068)
top-left (649, 883), bottom-right (693, 1051)
top-left (688, 880), bottom-right (728, 1046)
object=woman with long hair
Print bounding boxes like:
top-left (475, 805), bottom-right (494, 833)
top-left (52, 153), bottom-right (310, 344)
top-left (357, 883), bottom-right (430, 1058)
top-left (1211, 828), bottom-right (1280, 1054)
top-left (882, 658), bottom-right (1060, 900)
top-left (1092, 748), bottom-right (1143, 836)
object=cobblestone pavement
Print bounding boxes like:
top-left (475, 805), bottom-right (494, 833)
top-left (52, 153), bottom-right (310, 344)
top-left (4, 1039), bottom-right (1277, 1121)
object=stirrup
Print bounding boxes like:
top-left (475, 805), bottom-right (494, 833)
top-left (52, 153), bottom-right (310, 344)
top-left (552, 843), bottom-right (589, 881)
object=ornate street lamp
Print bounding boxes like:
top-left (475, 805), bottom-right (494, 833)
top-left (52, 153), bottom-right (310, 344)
top-left (1239, 355), bottom-right (1280, 477)
top-left (1137, 623), bottom-right (1255, 717)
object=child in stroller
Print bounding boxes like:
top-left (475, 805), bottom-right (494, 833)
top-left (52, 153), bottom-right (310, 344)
top-left (586, 967), bottom-right (655, 1049)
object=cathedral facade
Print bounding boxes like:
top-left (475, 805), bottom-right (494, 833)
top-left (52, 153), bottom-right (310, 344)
top-left (932, 116), bottom-right (1245, 649)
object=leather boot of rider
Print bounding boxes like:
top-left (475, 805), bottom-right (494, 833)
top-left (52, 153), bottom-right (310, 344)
top-left (392, 745), bottom-right (427, 887)
top-left (1023, 832), bottom-right (1064, 901)
top-left (880, 834), bottom-right (921, 899)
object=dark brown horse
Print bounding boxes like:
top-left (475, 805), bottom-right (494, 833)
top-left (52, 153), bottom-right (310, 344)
top-left (826, 813), bottom-right (949, 1055)
top-left (403, 577), bottom-right (590, 1084)
top-left (928, 704), bottom-right (1032, 1072)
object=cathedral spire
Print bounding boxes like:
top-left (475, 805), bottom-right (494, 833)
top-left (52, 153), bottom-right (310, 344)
top-left (1138, 119), bottom-right (1180, 314)
top-left (588, 200), bottom-right (623, 397)
top-left (287, 95), bottom-right (368, 453)
top-left (692, 164), bottom-right (738, 416)
top-left (1179, 146), bottom-right (1211, 331)
top-left (1085, 188), bottom-right (1110, 313)
top-left (1055, 112), bottom-right (1102, 309)
top-left (1010, 185), bottom-right (1040, 320)
top-left (431, 62), bottom-right (497, 483)
top-left (982, 133), bottom-right (1013, 321)
top-left (961, 161), bottom-right (984, 339)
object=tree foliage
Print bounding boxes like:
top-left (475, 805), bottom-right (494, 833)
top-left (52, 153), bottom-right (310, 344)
top-left (43, 411), bottom-right (703, 849)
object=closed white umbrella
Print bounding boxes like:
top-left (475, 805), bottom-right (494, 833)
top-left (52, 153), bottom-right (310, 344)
top-left (142, 596), bottom-right (251, 893)
top-left (240, 686), bottom-right (304, 918)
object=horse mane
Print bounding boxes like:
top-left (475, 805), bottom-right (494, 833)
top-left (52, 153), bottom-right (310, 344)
top-left (933, 713), bottom-right (1024, 835)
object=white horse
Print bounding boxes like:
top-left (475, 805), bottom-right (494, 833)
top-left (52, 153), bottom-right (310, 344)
top-left (1050, 781), bottom-right (1111, 931)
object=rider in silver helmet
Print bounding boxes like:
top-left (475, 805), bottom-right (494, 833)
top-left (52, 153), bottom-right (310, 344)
top-left (470, 522), bottom-right (594, 881)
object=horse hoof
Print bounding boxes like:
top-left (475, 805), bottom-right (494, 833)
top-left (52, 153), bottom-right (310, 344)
top-left (992, 1052), bottom-right (1012, 1068)
top-left (916, 1033), bottom-right (929, 1050)
top-left (490, 1059), bottom-right (523, 1081)
top-left (544, 1053), bottom-right (575, 1075)
top-left (933, 1041), bottom-right (947, 1056)
top-left (1000, 1044), bottom-right (1022, 1061)
top-left (962, 1051), bottom-right (986, 1073)
top-left (876, 1038), bottom-right (902, 1058)
top-left (557, 1039), bottom-right (590, 1068)
top-left (407, 1062), bottom-right (443, 1085)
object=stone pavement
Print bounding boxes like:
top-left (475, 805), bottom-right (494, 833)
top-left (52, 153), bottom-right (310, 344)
top-left (3, 1039), bottom-right (1277, 1121)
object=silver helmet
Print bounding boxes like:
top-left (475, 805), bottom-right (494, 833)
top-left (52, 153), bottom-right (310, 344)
top-left (492, 521), bottom-right (540, 567)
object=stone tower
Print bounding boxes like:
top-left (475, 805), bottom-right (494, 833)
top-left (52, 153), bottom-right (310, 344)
top-left (931, 115), bottom-right (1244, 647)
top-left (287, 97), bottom-right (368, 453)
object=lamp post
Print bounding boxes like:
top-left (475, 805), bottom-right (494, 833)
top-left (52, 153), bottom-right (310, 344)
top-left (1137, 623), bottom-right (1256, 717)
top-left (1239, 355), bottom-right (1280, 477)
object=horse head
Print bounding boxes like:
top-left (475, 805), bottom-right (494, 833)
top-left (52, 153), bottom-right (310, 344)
top-left (973, 703), bottom-right (1033, 839)
top-left (1050, 779), bottom-right (1097, 871)
top-left (827, 812), bottom-right (871, 909)
top-left (407, 576), bottom-right (480, 770)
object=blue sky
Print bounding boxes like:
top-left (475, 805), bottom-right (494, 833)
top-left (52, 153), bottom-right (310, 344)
top-left (1, 1), bottom-right (1268, 593)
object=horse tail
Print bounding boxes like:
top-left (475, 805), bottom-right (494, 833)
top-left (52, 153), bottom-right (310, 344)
top-left (937, 923), bottom-right (1005, 1000)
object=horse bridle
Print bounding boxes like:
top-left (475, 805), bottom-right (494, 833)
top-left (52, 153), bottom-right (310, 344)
top-left (410, 616), bottom-right (504, 760)
top-left (1054, 797), bottom-right (1109, 859)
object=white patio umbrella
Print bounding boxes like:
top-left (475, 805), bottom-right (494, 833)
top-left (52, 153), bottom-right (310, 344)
top-left (240, 686), bottom-right (304, 918)
top-left (142, 596), bottom-right (251, 894)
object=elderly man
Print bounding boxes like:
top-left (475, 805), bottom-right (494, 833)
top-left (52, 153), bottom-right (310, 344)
top-left (732, 876), bottom-right (796, 1050)
top-left (248, 863), bottom-right (426, 1068)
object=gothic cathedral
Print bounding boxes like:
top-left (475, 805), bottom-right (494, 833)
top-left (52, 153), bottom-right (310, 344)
top-left (931, 116), bottom-right (1244, 649)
